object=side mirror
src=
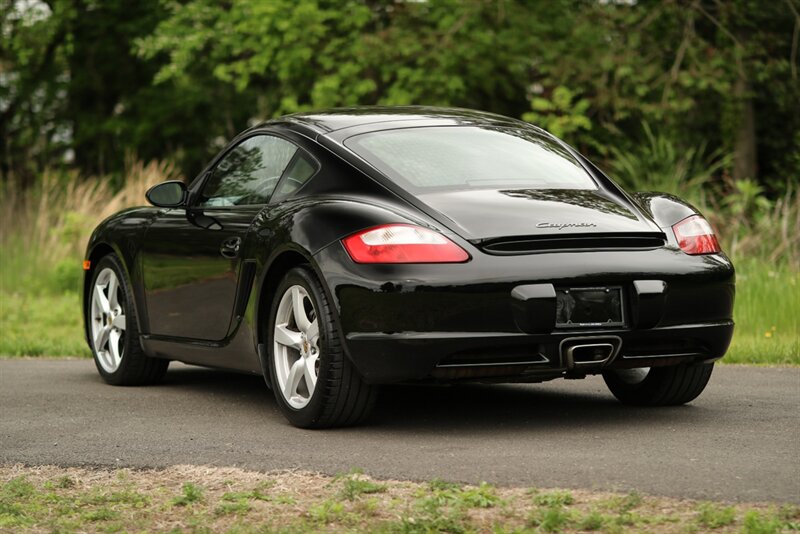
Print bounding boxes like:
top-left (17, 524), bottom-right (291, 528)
top-left (146, 181), bottom-right (187, 208)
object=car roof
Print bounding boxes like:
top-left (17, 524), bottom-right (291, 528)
top-left (268, 106), bottom-right (524, 137)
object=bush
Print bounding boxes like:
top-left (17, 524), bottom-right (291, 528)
top-left (607, 123), bottom-right (799, 269)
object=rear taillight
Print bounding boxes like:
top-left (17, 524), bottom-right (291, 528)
top-left (342, 224), bottom-right (470, 264)
top-left (672, 215), bottom-right (721, 255)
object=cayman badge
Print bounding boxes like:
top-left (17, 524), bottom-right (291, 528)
top-left (536, 222), bottom-right (598, 230)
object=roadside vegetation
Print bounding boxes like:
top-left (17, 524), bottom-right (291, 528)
top-left (1, 465), bottom-right (798, 533)
top-left (0, 156), bottom-right (796, 363)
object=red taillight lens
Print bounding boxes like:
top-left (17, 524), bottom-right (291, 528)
top-left (672, 215), bottom-right (721, 255)
top-left (342, 224), bottom-right (470, 264)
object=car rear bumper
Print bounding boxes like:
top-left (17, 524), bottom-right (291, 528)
top-left (313, 243), bottom-right (735, 384)
top-left (344, 321), bottom-right (734, 383)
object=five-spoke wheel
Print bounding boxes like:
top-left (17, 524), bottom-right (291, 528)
top-left (87, 254), bottom-right (168, 385)
top-left (90, 267), bottom-right (127, 373)
top-left (273, 285), bottom-right (320, 408)
top-left (267, 266), bottom-right (376, 428)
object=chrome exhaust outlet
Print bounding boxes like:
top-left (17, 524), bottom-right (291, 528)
top-left (560, 336), bottom-right (622, 369)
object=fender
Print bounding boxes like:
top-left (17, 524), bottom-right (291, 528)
top-left (251, 196), bottom-right (444, 256)
top-left (632, 192), bottom-right (715, 249)
top-left (247, 197), bottom-right (430, 321)
top-left (82, 207), bottom-right (158, 347)
top-left (633, 192), bottom-right (704, 229)
top-left (247, 198), bottom-right (431, 362)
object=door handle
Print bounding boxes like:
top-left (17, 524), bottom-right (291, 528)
top-left (220, 237), bottom-right (241, 259)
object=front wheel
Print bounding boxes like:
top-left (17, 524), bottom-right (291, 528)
top-left (87, 254), bottom-right (168, 385)
top-left (602, 363), bottom-right (714, 406)
top-left (267, 266), bottom-right (376, 428)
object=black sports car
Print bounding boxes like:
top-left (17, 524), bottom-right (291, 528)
top-left (83, 107), bottom-right (735, 428)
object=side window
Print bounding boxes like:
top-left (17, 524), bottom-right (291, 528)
top-left (271, 152), bottom-right (318, 202)
top-left (199, 135), bottom-right (297, 207)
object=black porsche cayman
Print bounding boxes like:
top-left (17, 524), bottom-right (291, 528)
top-left (83, 107), bottom-right (735, 428)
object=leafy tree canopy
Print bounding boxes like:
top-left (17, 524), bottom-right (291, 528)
top-left (2, 0), bottom-right (798, 192)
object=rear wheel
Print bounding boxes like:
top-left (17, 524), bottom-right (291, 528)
top-left (267, 266), bottom-right (376, 428)
top-left (88, 254), bottom-right (168, 385)
top-left (602, 363), bottom-right (714, 406)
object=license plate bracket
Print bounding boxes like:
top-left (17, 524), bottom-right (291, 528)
top-left (556, 286), bottom-right (624, 328)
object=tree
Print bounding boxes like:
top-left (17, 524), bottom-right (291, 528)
top-left (1, 0), bottom-right (68, 183)
top-left (2, 0), bottom-right (797, 192)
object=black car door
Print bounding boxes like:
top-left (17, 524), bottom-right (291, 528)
top-left (141, 133), bottom-right (300, 341)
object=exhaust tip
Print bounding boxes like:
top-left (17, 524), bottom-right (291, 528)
top-left (560, 336), bottom-right (622, 368)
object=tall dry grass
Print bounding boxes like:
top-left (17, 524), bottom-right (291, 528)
top-left (0, 160), bottom-right (182, 294)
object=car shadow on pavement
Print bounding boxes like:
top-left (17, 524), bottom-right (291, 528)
top-left (370, 383), bottom-right (713, 434)
top-left (158, 364), bottom-right (711, 433)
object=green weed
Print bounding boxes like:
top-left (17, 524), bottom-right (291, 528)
top-left (81, 507), bottom-right (120, 522)
top-left (602, 491), bottom-right (642, 513)
top-left (428, 478), bottom-right (461, 492)
top-left (222, 490), bottom-right (271, 502)
top-left (0, 501), bottom-right (31, 528)
top-left (459, 482), bottom-right (501, 508)
top-left (417, 480), bottom-right (500, 511)
top-left (215, 500), bottom-right (251, 516)
top-left (577, 510), bottom-right (605, 530)
top-left (171, 482), bottom-right (204, 506)
top-left (55, 476), bottom-right (76, 489)
top-left (308, 499), bottom-right (346, 524)
top-left (399, 509), bottom-right (468, 534)
top-left (533, 490), bottom-right (574, 507)
top-left (696, 501), bottom-right (736, 528)
top-left (340, 476), bottom-right (387, 501)
top-left (741, 510), bottom-right (784, 534)
top-left (779, 505), bottom-right (800, 529)
top-left (528, 504), bottom-right (573, 532)
top-left (3, 477), bottom-right (35, 499)
top-left (270, 494), bottom-right (296, 505)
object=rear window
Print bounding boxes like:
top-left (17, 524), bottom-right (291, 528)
top-left (344, 126), bottom-right (596, 192)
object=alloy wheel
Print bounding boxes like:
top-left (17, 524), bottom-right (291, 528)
top-left (90, 267), bottom-right (126, 373)
top-left (273, 285), bottom-right (320, 409)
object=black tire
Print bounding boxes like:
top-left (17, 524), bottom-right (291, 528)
top-left (87, 254), bottom-right (168, 386)
top-left (602, 363), bottom-right (714, 406)
top-left (266, 266), bottom-right (376, 428)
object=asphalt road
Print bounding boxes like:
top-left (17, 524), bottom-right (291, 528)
top-left (1, 360), bottom-right (798, 503)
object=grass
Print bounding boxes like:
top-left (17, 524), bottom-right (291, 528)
top-left (723, 258), bottom-right (799, 365)
top-left (0, 292), bottom-right (89, 357)
top-left (1, 465), bottom-right (798, 533)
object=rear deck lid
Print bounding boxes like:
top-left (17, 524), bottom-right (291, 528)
top-left (344, 124), bottom-right (664, 247)
top-left (417, 187), bottom-right (662, 242)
